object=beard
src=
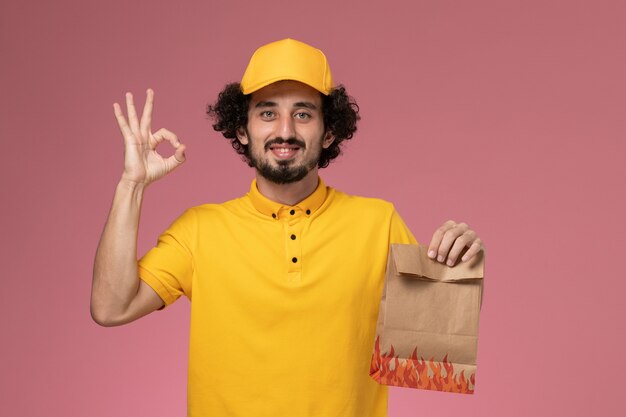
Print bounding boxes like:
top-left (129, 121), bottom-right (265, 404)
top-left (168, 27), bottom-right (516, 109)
top-left (247, 136), bottom-right (323, 184)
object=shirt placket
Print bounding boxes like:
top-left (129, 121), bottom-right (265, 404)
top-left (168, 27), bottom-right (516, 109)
top-left (279, 206), bottom-right (304, 283)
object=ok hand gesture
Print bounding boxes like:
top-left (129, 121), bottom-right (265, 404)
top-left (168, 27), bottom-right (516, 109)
top-left (113, 89), bottom-right (186, 186)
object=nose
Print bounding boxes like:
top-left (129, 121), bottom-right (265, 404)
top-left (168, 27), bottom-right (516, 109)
top-left (277, 114), bottom-right (296, 139)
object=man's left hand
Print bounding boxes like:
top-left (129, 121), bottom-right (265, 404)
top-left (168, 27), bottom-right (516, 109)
top-left (427, 220), bottom-right (484, 266)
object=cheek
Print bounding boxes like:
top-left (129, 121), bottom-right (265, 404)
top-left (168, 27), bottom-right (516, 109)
top-left (247, 121), bottom-right (275, 142)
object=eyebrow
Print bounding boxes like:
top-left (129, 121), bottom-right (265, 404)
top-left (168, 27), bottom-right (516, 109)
top-left (294, 101), bottom-right (318, 110)
top-left (254, 101), bottom-right (318, 110)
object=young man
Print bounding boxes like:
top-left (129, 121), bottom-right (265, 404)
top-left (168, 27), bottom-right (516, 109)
top-left (92, 39), bottom-right (484, 416)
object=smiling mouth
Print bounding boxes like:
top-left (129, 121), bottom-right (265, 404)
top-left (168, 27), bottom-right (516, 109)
top-left (269, 144), bottom-right (300, 159)
top-left (266, 138), bottom-right (305, 160)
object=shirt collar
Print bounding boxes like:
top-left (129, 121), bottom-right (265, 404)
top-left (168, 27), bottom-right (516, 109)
top-left (248, 177), bottom-right (327, 219)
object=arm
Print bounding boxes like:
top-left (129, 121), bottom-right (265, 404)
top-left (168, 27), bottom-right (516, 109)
top-left (90, 89), bottom-right (186, 327)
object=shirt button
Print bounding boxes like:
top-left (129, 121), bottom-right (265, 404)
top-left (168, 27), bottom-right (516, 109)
top-left (272, 213), bottom-right (277, 219)
top-left (306, 209), bottom-right (311, 215)
top-left (292, 257), bottom-right (298, 263)
top-left (291, 234), bottom-right (296, 240)
top-left (290, 209), bottom-right (295, 215)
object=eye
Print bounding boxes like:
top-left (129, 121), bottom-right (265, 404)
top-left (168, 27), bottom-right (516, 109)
top-left (294, 112), bottom-right (311, 120)
top-left (260, 110), bottom-right (275, 119)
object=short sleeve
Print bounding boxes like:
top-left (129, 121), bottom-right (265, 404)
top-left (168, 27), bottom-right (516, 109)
top-left (138, 208), bottom-right (196, 307)
top-left (389, 207), bottom-right (418, 245)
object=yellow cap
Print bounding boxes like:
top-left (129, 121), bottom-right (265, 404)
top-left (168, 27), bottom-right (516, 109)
top-left (240, 38), bottom-right (334, 95)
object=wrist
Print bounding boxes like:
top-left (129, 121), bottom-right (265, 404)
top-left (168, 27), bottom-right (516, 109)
top-left (117, 177), bottom-right (147, 195)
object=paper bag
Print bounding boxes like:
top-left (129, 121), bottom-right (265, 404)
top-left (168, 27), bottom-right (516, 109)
top-left (369, 243), bottom-right (484, 394)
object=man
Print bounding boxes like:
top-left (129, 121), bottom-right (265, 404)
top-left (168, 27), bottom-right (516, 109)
top-left (91, 39), bottom-right (484, 416)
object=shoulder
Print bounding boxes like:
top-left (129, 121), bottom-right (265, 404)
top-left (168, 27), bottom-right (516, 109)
top-left (324, 187), bottom-right (417, 243)
top-left (179, 195), bottom-right (255, 224)
top-left (330, 188), bottom-right (396, 214)
top-left (324, 188), bottom-right (399, 226)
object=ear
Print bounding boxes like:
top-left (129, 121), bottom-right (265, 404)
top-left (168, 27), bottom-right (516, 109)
top-left (322, 131), bottom-right (335, 149)
top-left (236, 127), bottom-right (249, 145)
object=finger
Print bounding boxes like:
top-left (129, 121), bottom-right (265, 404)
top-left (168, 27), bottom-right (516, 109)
top-left (151, 128), bottom-right (181, 148)
top-left (436, 222), bottom-right (469, 263)
top-left (163, 144), bottom-right (187, 171)
top-left (461, 240), bottom-right (484, 263)
top-left (140, 88), bottom-right (154, 137)
top-left (427, 220), bottom-right (456, 260)
top-left (113, 102), bottom-right (133, 140)
top-left (173, 143), bottom-right (187, 164)
top-left (445, 230), bottom-right (476, 266)
top-left (125, 92), bottom-right (140, 133)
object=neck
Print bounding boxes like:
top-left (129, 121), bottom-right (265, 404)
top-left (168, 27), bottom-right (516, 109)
top-left (255, 168), bottom-right (320, 206)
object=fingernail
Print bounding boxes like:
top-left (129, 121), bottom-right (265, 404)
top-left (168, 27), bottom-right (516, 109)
top-left (437, 255), bottom-right (444, 262)
top-left (447, 259), bottom-right (454, 266)
top-left (428, 250), bottom-right (436, 258)
top-left (462, 255), bottom-right (468, 262)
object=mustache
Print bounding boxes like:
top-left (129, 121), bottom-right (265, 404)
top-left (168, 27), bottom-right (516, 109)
top-left (264, 138), bottom-right (306, 151)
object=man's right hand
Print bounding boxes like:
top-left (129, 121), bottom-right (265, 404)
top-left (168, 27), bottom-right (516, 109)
top-left (113, 89), bottom-right (186, 186)
top-left (92, 88), bottom-right (182, 327)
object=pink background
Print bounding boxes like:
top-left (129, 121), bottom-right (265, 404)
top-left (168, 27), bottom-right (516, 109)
top-left (2, 0), bottom-right (624, 415)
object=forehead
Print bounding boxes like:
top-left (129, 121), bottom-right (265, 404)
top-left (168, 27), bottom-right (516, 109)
top-left (249, 80), bottom-right (322, 107)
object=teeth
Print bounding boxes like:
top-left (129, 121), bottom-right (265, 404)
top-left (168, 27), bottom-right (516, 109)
top-left (269, 146), bottom-right (299, 157)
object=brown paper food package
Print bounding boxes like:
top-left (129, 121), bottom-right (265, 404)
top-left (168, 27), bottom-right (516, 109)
top-left (369, 243), bottom-right (485, 394)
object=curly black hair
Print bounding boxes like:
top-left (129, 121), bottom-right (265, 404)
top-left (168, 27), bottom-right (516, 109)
top-left (206, 83), bottom-right (360, 168)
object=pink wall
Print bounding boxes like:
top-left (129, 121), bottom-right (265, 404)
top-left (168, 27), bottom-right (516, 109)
top-left (2, 0), bottom-right (624, 415)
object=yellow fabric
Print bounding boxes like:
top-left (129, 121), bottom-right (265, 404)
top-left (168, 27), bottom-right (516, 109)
top-left (138, 177), bottom-right (417, 417)
top-left (240, 38), bottom-right (334, 95)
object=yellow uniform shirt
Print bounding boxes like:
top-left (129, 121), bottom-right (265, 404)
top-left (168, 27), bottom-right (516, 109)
top-left (138, 177), bottom-right (417, 417)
